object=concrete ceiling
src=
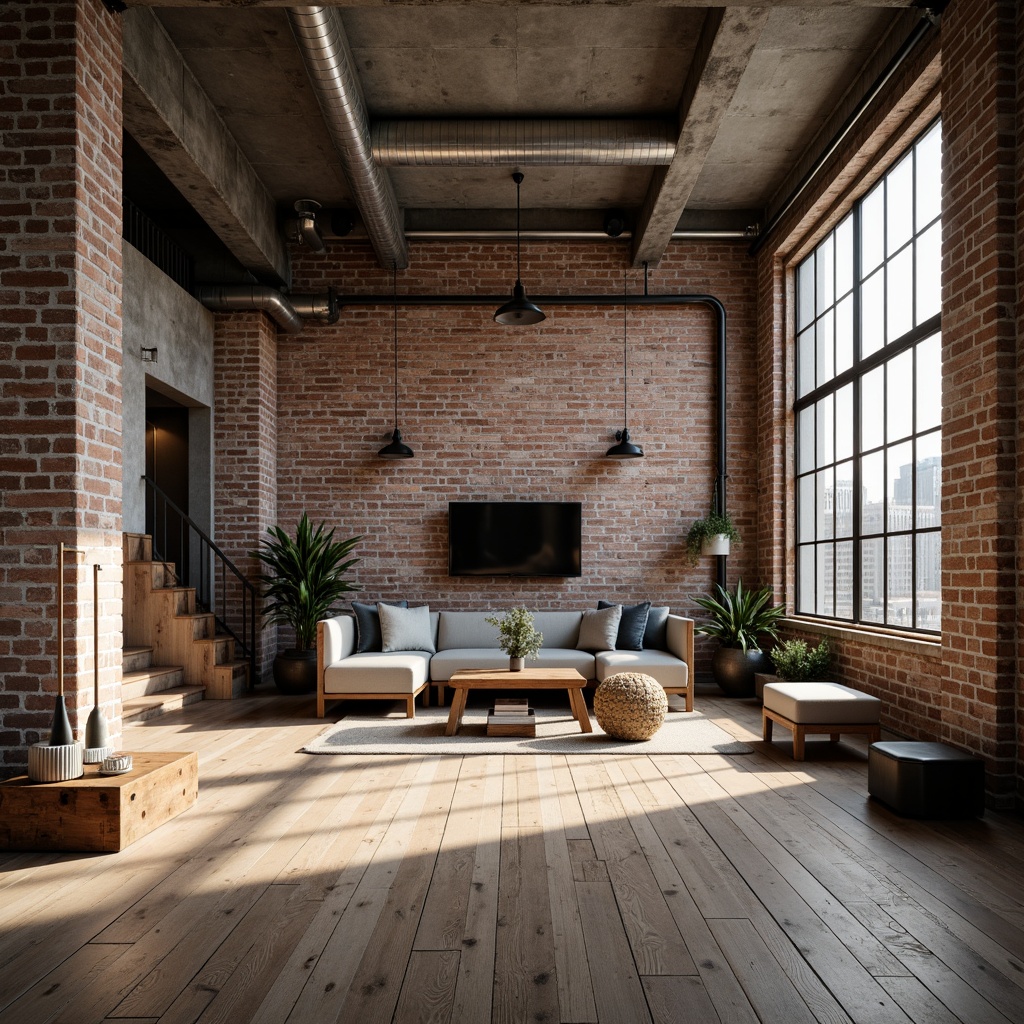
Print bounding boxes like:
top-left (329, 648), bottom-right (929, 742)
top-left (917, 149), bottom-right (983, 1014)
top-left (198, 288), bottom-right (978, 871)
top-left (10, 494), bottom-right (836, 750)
top-left (122, 1), bottom-right (914, 275)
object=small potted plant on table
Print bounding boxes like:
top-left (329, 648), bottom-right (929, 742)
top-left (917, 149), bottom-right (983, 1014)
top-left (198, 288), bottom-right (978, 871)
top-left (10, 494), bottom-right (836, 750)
top-left (485, 607), bottom-right (543, 671)
top-left (253, 513), bottom-right (361, 693)
top-left (693, 580), bottom-right (785, 697)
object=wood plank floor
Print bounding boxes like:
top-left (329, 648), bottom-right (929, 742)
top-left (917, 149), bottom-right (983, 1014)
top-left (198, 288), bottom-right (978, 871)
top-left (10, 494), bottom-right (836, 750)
top-left (2, 689), bottom-right (1023, 1024)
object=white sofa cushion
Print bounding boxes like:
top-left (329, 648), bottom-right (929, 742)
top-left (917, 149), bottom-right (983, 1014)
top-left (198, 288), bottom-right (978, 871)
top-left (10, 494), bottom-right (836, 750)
top-left (763, 681), bottom-right (881, 724)
top-left (577, 605), bottom-right (622, 651)
top-left (323, 651), bottom-right (431, 695)
top-left (596, 649), bottom-right (689, 690)
top-left (429, 647), bottom-right (596, 681)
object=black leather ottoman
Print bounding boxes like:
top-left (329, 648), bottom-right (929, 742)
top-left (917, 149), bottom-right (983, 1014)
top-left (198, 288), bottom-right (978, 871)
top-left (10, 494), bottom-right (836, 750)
top-left (868, 741), bottom-right (985, 818)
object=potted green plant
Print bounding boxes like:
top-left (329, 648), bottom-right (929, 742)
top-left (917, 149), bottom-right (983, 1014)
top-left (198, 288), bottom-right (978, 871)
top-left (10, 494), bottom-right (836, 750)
top-left (770, 638), bottom-right (832, 681)
top-left (693, 580), bottom-right (785, 697)
top-left (252, 513), bottom-right (361, 693)
top-left (686, 509), bottom-right (740, 564)
top-left (485, 607), bottom-right (543, 672)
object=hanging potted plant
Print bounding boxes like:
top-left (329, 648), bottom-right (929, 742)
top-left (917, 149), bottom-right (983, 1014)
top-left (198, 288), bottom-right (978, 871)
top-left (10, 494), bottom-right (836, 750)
top-left (484, 607), bottom-right (543, 671)
top-left (693, 580), bottom-right (785, 697)
top-left (252, 514), bottom-right (361, 694)
top-left (685, 481), bottom-right (740, 564)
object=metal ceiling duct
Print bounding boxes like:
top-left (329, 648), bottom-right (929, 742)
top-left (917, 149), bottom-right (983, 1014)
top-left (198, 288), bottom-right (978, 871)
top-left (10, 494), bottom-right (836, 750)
top-left (371, 119), bottom-right (676, 167)
top-left (288, 6), bottom-right (408, 270)
top-left (195, 285), bottom-right (339, 334)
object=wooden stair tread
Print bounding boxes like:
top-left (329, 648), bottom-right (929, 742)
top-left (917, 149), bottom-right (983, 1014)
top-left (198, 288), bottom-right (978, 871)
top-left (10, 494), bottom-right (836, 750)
top-left (122, 686), bottom-right (206, 722)
top-left (122, 665), bottom-right (185, 684)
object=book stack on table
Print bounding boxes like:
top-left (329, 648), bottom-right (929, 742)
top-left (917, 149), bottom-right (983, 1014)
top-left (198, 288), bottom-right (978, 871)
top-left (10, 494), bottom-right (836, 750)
top-left (487, 697), bottom-right (536, 737)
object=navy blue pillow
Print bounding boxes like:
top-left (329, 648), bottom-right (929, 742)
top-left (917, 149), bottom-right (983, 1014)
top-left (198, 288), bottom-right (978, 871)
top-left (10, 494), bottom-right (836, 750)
top-left (352, 600), bottom-right (408, 653)
top-left (597, 600), bottom-right (651, 651)
top-left (644, 605), bottom-right (670, 651)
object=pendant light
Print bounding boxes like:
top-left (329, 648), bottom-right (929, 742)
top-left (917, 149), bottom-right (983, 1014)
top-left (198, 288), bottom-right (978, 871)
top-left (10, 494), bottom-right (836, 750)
top-left (605, 271), bottom-right (644, 459)
top-left (493, 171), bottom-right (545, 326)
top-left (378, 264), bottom-right (414, 459)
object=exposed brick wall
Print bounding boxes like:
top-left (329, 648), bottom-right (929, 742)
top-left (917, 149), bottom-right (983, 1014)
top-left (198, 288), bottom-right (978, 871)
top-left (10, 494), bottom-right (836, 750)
top-left (212, 311), bottom-right (277, 681)
top-left (754, 0), bottom-right (1023, 805)
top-left (238, 242), bottom-right (761, 680)
top-left (0, 0), bottom-right (124, 775)
top-left (939, 0), bottom-right (1019, 800)
top-left (1015, 0), bottom-right (1024, 808)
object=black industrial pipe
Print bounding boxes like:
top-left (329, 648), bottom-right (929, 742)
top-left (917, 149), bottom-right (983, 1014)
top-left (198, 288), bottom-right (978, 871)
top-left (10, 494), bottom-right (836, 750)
top-left (337, 290), bottom-right (729, 588)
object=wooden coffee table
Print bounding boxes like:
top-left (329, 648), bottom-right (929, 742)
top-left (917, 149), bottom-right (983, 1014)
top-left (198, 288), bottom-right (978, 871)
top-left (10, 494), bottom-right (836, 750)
top-left (445, 668), bottom-right (592, 736)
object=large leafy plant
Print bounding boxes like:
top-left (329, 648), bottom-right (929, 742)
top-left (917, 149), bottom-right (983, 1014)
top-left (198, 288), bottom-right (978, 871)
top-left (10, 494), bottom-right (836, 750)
top-left (693, 580), bottom-right (785, 652)
top-left (484, 607), bottom-right (544, 660)
top-left (253, 514), bottom-right (361, 651)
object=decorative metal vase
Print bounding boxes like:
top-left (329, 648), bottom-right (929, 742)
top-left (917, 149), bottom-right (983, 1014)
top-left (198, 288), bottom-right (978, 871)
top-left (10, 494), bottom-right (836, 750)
top-left (273, 648), bottom-right (318, 694)
top-left (509, 656), bottom-right (525, 672)
top-left (711, 647), bottom-right (771, 698)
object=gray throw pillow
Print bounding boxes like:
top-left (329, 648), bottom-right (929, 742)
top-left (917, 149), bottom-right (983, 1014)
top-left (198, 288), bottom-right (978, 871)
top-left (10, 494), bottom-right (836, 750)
top-left (644, 605), bottom-right (670, 650)
top-left (378, 603), bottom-right (436, 654)
top-left (353, 599), bottom-right (408, 653)
top-left (576, 605), bottom-right (622, 652)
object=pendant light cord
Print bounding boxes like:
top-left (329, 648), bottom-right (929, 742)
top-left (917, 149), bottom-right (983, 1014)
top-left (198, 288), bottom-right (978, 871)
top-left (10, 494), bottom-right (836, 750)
top-left (622, 270), bottom-right (629, 426)
top-left (514, 171), bottom-right (523, 283)
top-left (392, 263), bottom-right (399, 428)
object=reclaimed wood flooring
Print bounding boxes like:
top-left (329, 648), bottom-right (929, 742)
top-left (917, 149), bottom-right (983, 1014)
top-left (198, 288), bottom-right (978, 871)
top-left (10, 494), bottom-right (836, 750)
top-left (1, 689), bottom-right (1023, 1024)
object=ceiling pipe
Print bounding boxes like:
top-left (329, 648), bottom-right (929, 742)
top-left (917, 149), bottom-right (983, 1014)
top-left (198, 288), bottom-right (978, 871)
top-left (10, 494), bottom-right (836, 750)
top-left (195, 285), bottom-right (339, 333)
top-left (372, 119), bottom-right (676, 167)
top-left (335, 289), bottom-right (728, 586)
top-left (288, 6), bottom-right (408, 270)
top-left (403, 228), bottom-right (757, 241)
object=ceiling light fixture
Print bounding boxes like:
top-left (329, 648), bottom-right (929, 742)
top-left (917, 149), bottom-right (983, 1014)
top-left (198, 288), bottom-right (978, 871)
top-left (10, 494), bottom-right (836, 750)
top-left (378, 264), bottom-right (414, 459)
top-left (605, 271), bottom-right (644, 459)
top-left (493, 171), bottom-right (545, 326)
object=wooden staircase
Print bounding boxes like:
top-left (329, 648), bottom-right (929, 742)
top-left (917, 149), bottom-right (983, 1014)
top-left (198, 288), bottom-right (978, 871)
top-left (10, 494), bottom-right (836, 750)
top-left (122, 533), bottom-right (249, 721)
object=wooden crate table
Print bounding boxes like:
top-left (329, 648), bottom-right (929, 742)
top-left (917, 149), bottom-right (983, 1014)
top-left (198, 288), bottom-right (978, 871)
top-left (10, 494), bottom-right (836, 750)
top-left (445, 668), bottom-right (591, 736)
top-left (0, 751), bottom-right (198, 853)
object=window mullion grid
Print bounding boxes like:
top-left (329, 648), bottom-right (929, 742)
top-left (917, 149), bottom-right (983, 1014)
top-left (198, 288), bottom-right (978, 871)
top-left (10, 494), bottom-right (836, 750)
top-left (852, 202), bottom-right (863, 624)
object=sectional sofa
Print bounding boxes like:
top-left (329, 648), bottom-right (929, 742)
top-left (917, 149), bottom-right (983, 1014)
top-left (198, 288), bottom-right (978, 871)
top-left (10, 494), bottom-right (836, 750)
top-left (316, 608), bottom-right (694, 718)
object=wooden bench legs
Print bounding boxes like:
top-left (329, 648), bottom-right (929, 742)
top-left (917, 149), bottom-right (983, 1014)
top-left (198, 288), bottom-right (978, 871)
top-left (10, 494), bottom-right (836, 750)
top-left (763, 707), bottom-right (881, 761)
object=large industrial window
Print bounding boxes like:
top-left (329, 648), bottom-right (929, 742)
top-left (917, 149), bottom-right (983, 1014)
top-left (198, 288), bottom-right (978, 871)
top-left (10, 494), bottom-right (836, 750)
top-left (795, 119), bottom-right (941, 632)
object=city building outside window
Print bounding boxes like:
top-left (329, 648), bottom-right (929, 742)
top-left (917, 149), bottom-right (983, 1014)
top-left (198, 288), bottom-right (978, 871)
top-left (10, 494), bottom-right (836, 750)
top-left (794, 119), bottom-right (941, 632)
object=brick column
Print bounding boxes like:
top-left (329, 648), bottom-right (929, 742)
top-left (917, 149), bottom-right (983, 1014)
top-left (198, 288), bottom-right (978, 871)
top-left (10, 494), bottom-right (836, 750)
top-left (1016, 0), bottom-right (1024, 808)
top-left (213, 311), bottom-right (278, 682)
top-left (940, 0), bottom-right (1019, 801)
top-left (0, 0), bottom-right (124, 773)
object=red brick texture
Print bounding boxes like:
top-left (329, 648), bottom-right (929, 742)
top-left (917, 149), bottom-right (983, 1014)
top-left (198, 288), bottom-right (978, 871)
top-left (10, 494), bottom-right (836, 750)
top-left (756, 0), bottom-right (1023, 806)
top-left (221, 242), bottom-right (760, 681)
top-left (213, 311), bottom-right (278, 680)
top-left (1015, 0), bottom-right (1024, 808)
top-left (0, 0), bottom-right (124, 775)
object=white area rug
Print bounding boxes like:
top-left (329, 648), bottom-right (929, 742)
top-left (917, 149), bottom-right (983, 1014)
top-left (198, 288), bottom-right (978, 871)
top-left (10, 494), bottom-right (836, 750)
top-left (303, 704), bottom-right (751, 756)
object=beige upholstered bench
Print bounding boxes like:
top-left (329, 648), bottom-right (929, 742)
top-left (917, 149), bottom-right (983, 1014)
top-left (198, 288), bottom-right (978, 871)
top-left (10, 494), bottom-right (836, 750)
top-left (762, 681), bottom-right (881, 760)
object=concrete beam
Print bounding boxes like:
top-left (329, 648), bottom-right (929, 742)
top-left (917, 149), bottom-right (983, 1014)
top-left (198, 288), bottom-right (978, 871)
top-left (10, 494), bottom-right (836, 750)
top-left (122, 8), bottom-right (290, 286)
top-left (124, 1), bottom-right (915, 8)
top-left (631, 6), bottom-right (770, 266)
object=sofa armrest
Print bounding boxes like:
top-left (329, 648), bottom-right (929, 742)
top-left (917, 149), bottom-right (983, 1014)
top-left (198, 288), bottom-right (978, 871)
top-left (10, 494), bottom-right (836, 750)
top-left (317, 615), bottom-right (355, 718)
top-left (665, 614), bottom-right (694, 683)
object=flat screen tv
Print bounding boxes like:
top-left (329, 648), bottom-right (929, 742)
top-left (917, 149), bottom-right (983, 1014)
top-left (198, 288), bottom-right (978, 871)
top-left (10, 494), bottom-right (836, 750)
top-left (449, 501), bottom-right (582, 577)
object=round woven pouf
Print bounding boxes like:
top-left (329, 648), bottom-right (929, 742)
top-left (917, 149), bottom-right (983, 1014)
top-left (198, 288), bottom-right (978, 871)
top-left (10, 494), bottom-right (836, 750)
top-left (594, 672), bottom-right (668, 741)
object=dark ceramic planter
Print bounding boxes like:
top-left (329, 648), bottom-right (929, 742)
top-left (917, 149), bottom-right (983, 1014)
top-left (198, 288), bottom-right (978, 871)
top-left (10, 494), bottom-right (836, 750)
top-left (273, 648), bottom-right (318, 694)
top-left (711, 646), bottom-right (772, 698)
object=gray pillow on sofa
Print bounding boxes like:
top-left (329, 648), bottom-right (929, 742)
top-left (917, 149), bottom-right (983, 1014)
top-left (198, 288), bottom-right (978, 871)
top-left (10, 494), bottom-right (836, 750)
top-left (378, 603), bottom-right (436, 654)
top-left (576, 605), bottom-right (622, 652)
top-left (353, 599), bottom-right (408, 653)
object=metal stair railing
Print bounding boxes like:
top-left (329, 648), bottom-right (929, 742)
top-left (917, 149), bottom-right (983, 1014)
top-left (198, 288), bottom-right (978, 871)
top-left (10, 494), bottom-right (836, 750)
top-left (142, 475), bottom-right (257, 687)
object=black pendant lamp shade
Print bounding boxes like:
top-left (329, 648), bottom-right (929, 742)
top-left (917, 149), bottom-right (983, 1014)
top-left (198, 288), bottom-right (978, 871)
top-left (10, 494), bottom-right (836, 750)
top-left (494, 172), bottom-right (545, 326)
top-left (606, 271), bottom-right (644, 459)
top-left (379, 265), bottom-right (414, 459)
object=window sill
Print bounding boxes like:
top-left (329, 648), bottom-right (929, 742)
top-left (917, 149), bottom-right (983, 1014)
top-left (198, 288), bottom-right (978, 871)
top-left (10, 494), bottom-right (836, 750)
top-left (782, 617), bottom-right (942, 659)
